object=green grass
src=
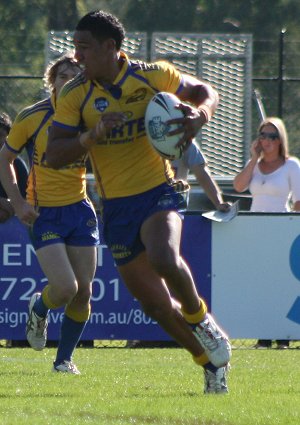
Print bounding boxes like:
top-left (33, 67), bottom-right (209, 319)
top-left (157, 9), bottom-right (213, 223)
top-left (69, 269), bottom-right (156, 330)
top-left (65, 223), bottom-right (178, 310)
top-left (0, 347), bottom-right (299, 425)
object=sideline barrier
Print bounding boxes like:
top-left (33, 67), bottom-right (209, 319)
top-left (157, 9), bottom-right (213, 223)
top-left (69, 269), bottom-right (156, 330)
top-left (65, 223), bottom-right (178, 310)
top-left (0, 213), bottom-right (300, 340)
top-left (0, 214), bottom-right (210, 341)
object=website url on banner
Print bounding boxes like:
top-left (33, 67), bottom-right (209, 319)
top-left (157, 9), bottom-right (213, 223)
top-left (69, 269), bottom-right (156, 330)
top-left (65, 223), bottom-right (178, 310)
top-left (0, 308), bottom-right (157, 328)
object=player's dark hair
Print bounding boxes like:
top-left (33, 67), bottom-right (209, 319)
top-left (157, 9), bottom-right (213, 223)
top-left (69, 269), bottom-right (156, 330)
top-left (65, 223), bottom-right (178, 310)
top-left (0, 112), bottom-right (12, 134)
top-left (76, 10), bottom-right (125, 51)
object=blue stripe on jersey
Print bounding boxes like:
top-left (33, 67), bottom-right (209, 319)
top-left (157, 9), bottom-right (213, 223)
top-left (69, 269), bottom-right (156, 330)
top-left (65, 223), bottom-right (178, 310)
top-left (17, 98), bottom-right (53, 122)
top-left (52, 120), bottom-right (80, 132)
top-left (80, 83), bottom-right (95, 115)
top-left (175, 77), bottom-right (185, 95)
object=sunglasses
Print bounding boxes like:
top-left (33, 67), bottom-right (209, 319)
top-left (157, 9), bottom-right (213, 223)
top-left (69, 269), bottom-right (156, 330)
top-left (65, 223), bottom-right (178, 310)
top-left (259, 131), bottom-right (279, 141)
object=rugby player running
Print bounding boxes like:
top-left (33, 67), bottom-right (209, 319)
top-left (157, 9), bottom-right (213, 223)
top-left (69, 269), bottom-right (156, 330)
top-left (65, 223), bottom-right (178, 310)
top-left (46, 11), bottom-right (231, 393)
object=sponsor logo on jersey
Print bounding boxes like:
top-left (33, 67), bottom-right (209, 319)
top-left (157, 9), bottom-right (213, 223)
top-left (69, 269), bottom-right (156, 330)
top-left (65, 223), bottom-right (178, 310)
top-left (126, 88), bottom-right (147, 104)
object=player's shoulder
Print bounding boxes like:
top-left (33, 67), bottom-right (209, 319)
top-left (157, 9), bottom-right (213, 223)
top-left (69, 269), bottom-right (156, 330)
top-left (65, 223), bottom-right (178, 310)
top-left (15, 97), bottom-right (53, 124)
top-left (59, 72), bottom-right (87, 97)
top-left (129, 58), bottom-right (176, 74)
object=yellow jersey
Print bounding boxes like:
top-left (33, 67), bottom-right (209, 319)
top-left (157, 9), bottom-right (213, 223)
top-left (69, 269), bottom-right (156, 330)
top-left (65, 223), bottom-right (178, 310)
top-left (7, 94), bottom-right (86, 207)
top-left (52, 53), bottom-right (183, 199)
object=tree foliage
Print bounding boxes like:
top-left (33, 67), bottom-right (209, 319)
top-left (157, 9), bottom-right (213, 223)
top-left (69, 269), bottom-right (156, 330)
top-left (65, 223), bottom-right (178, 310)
top-left (1, 0), bottom-right (300, 155)
top-left (2, 0), bottom-right (300, 76)
top-left (46, 0), bottom-right (79, 30)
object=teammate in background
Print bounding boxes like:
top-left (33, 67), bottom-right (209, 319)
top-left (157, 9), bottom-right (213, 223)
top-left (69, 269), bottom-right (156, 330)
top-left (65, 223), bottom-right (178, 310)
top-left (234, 116), bottom-right (300, 349)
top-left (172, 140), bottom-right (231, 212)
top-left (46, 11), bottom-right (231, 394)
top-left (0, 53), bottom-right (99, 374)
top-left (0, 112), bottom-right (28, 223)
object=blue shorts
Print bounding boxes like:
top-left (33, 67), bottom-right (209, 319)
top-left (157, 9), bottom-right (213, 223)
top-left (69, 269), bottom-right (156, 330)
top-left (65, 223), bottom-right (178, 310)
top-left (30, 199), bottom-right (100, 250)
top-left (101, 182), bottom-right (189, 266)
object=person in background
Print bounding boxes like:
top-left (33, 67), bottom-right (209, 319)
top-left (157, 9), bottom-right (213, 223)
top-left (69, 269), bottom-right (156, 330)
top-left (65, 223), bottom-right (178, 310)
top-left (46, 10), bottom-right (231, 394)
top-left (172, 140), bottom-right (231, 212)
top-left (0, 112), bottom-right (28, 223)
top-left (234, 116), bottom-right (300, 349)
top-left (0, 53), bottom-right (99, 373)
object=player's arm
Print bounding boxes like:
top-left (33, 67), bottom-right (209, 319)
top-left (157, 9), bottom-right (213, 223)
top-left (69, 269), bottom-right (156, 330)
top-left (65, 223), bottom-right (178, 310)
top-left (191, 163), bottom-right (230, 212)
top-left (0, 146), bottom-right (38, 225)
top-left (179, 74), bottom-right (219, 122)
top-left (46, 126), bottom-right (87, 169)
top-left (46, 112), bottom-right (127, 169)
top-left (233, 140), bottom-right (261, 192)
top-left (169, 75), bottom-right (219, 148)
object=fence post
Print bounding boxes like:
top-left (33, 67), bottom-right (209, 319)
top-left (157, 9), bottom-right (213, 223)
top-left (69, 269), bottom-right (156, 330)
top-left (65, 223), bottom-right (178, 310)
top-left (278, 28), bottom-right (286, 118)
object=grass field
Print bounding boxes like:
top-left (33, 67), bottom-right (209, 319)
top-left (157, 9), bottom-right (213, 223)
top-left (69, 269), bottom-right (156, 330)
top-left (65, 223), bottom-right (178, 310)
top-left (0, 346), bottom-right (299, 425)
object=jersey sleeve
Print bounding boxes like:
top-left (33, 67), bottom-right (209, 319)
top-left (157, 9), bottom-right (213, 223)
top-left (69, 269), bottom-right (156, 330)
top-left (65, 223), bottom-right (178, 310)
top-left (52, 82), bottom-right (83, 132)
top-left (184, 141), bottom-right (206, 170)
top-left (7, 109), bottom-right (32, 153)
top-left (148, 61), bottom-right (183, 94)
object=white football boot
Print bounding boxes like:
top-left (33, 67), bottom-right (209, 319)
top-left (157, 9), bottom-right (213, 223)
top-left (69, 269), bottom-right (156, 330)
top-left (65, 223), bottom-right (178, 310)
top-left (26, 292), bottom-right (48, 351)
top-left (203, 364), bottom-right (230, 394)
top-left (52, 360), bottom-right (81, 375)
top-left (192, 313), bottom-right (231, 367)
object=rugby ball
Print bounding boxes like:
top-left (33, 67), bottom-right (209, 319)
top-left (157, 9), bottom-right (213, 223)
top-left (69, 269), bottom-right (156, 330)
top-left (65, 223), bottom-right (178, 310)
top-left (145, 92), bottom-right (184, 160)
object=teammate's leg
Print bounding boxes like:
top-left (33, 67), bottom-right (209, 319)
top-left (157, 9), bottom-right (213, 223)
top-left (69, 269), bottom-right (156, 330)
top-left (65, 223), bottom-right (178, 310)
top-left (26, 243), bottom-right (78, 350)
top-left (53, 245), bottom-right (97, 374)
top-left (36, 243), bottom-right (80, 306)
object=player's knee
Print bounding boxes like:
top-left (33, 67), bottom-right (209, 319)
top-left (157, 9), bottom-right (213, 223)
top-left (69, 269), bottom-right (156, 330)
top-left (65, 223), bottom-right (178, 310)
top-left (150, 255), bottom-right (180, 280)
top-left (55, 284), bottom-right (78, 305)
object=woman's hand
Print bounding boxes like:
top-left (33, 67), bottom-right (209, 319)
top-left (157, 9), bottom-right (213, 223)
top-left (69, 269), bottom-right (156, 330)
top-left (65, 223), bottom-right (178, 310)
top-left (250, 139), bottom-right (262, 161)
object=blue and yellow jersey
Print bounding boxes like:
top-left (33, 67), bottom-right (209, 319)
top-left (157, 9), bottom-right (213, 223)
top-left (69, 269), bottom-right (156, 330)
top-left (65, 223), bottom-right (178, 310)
top-left (52, 53), bottom-right (184, 199)
top-left (6, 94), bottom-right (86, 207)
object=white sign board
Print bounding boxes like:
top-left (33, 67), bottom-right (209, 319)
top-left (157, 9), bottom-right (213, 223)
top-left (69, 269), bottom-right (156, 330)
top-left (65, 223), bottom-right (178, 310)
top-left (211, 215), bottom-right (300, 339)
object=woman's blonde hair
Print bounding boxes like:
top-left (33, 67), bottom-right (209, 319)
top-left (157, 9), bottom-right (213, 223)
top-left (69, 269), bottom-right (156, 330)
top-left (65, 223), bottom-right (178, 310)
top-left (44, 51), bottom-right (80, 93)
top-left (258, 116), bottom-right (289, 158)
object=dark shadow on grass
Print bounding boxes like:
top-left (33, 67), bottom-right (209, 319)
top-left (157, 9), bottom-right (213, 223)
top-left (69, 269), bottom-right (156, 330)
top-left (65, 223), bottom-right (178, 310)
top-left (0, 392), bottom-right (74, 398)
top-left (78, 413), bottom-right (233, 425)
top-left (125, 391), bottom-right (199, 398)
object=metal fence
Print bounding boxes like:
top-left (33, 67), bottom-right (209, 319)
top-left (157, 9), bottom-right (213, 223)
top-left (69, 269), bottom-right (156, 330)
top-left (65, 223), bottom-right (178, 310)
top-left (1, 31), bottom-right (300, 165)
top-left (1, 31), bottom-right (252, 178)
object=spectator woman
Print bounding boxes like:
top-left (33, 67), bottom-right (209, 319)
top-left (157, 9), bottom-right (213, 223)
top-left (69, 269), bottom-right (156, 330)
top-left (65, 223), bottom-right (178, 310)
top-left (234, 116), bottom-right (300, 349)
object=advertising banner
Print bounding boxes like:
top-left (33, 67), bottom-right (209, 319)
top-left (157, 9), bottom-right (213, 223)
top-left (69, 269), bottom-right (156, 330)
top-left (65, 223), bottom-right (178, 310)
top-left (0, 214), bottom-right (211, 340)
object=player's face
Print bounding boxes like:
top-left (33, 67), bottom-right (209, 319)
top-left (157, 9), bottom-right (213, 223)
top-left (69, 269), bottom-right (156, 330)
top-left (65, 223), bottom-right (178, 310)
top-left (54, 63), bottom-right (81, 95)
top-left (73, 30), bottom-right (112, 81)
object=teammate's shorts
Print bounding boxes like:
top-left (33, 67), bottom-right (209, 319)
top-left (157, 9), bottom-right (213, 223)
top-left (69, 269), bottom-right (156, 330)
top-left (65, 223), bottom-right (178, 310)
top-left (30, 198), bottom-right (99, 250)
top-left (101, 181), bottom-right (189, 266)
